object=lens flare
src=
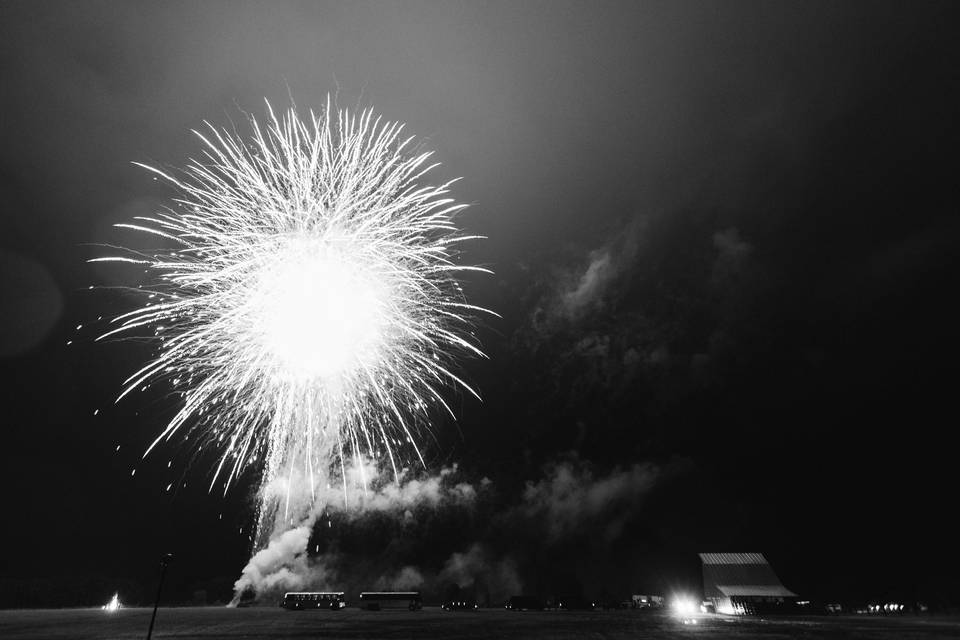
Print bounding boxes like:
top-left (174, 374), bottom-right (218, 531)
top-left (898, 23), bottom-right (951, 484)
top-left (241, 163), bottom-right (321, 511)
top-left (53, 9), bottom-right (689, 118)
top-left (95, 98), bottom-right (491, 542)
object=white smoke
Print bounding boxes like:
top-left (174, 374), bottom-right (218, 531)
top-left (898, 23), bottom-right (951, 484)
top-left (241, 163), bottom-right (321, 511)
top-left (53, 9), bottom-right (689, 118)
top-left (231, 460), bottom-right (482, 603)
top-left (374, 566), bottom-right (425, 591)
top-left (439, 543), bottom-right (522, 603)
top-left (230, 525), bottom-right (313, 604)
top-left (527, 216), bottom-right (647, 339)
top-left (562, 248), bottom-right (615, 317)
top-left (521, 459), bottom-right (659, 542)
top-left (307, 460), bottom-right (479, 515)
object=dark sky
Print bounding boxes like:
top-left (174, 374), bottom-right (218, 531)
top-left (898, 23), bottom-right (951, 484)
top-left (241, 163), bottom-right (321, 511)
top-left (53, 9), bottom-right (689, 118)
top-left (2, 1), bottom-right (959, 606)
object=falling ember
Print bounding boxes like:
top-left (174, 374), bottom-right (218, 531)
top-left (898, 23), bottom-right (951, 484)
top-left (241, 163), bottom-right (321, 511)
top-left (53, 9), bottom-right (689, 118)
top-left (102, 593), bottom-right (121, 612)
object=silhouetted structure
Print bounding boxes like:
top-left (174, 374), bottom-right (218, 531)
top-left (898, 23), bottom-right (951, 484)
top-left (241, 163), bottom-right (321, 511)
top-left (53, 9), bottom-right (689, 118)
top-left (700, 552), bottom-right (797, 615)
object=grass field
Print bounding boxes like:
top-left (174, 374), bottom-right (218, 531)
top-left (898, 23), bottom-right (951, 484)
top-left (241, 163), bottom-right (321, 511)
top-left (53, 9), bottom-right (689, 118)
top-left (2, 606), bottom-right (959, 639)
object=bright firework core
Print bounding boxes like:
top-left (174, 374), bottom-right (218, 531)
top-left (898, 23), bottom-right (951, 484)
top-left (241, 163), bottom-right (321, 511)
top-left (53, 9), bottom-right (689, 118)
top-left (257, 234), bottom-right (386, 380)
top-left (97, 99), bottom-right (491, 548)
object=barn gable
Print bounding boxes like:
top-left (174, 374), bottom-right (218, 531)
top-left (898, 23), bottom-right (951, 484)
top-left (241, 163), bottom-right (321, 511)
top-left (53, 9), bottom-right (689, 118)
top-left (699, 552), bottom-right (797, 601)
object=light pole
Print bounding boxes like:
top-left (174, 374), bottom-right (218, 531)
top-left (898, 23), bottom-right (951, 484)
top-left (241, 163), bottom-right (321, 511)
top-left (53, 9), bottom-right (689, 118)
top-left (146, 553), bottom-right (173, 640)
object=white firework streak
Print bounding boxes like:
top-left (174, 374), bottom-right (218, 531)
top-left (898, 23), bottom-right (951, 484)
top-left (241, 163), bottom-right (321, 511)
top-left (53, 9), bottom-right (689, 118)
top-left (96, 98), bottom-right (491, 539)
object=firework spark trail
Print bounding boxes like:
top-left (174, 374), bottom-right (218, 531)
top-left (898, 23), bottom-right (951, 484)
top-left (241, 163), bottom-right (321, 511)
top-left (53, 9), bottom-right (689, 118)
top-left (97, 97), bottom-right (490, 550)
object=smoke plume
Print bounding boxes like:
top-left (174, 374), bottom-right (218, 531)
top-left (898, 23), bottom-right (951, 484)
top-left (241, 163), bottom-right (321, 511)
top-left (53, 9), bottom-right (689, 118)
top-left (231, 460), bottom-right (482, 602)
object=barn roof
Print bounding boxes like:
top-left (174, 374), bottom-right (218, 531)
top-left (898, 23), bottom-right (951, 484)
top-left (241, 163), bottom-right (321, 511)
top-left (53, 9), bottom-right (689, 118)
top-left (700, 552), bottom-right (767, 565)
top-left (716, 585), bottom-right (797, 597)
top-left (699, 552), bottom-right (797, 599)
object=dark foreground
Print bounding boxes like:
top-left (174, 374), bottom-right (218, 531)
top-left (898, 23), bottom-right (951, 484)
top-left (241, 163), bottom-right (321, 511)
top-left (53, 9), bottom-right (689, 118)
top-left (2, 606), bottom-right (959, 640)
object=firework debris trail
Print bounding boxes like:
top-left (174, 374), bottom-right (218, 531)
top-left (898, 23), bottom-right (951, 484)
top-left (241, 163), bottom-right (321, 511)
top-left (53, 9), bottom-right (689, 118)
top-left (95, 97), bottom-right (491, 597)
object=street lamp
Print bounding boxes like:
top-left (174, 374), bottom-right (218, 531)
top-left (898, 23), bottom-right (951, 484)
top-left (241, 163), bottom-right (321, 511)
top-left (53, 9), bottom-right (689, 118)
top-left (146, 553), bottom-right (174, 640)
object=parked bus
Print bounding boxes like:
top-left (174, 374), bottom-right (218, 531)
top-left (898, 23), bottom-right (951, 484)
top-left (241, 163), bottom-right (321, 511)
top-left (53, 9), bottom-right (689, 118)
top-left (359, 591), bottom-right (422, 611)
top-left (280, 592), bottom-right (347, 610)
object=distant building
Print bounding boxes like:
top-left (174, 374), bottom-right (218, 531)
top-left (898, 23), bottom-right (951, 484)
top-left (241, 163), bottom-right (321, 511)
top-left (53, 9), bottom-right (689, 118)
top-left (699, 552), bottom-right (797, 615)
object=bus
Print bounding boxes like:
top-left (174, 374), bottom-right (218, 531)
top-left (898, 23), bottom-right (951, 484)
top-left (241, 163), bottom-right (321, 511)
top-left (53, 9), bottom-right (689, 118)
top-left (280, 592), bottom-right (347, 610)
top-left (359, 591), bottom-right (422, 611)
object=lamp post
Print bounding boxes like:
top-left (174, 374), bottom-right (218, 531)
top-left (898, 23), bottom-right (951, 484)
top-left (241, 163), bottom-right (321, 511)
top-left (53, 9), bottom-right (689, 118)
top-left (146, 553), bottom-right (173, 640)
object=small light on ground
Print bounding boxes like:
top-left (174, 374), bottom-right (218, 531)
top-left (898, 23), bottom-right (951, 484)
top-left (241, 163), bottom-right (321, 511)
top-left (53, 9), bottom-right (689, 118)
top-left (102, 593), bottom-right (121, 612)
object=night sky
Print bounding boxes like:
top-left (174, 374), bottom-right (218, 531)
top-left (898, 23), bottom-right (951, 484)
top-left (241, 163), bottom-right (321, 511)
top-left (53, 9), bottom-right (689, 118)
top-left (2, 1), bottom-right (959, 607)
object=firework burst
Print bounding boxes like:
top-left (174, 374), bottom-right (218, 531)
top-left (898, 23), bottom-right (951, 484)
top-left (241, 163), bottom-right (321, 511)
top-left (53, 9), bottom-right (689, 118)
top-left (95, 98), bottom-right (490, 537)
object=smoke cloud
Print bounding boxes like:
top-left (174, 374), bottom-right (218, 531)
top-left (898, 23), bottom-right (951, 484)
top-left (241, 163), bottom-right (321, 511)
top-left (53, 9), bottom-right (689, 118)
top-left (562, 248), bottom-right (615, 318)
top-left (231, 454), bottom-right (672, 605)
top-left (339, 462), bottom-right (478, 514)
top-left (231, 461), bottom-right (483, 602)
top-left (231, 525), bottom-right (313, 603)
top-left (429, 457), bottom-right (670, 603)
top-left (439, 544), bottom-right (522, 604)
top-left (521, 459), bottom-right (659, 543)
top-left (532, 217), bottom-right (647, 330)
top-left (374, 566), bottom-right (425, 591)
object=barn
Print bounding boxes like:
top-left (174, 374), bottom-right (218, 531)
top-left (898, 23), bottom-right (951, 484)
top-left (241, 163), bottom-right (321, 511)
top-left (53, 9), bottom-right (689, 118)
top-left (699, 552), bottom-right (798, 615)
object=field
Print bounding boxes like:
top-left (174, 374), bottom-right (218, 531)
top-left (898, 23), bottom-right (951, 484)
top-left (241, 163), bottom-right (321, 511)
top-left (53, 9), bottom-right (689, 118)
top-left (2, 606), bottom-right (959, 639)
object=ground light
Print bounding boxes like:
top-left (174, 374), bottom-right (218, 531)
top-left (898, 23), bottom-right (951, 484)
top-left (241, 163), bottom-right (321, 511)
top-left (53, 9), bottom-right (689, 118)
top-left (102, 593), bottom-right (121, 612)
top-left (672, 594), bottom-right (700, 625)
top-left (672, 595), bottom-right (697, 616)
